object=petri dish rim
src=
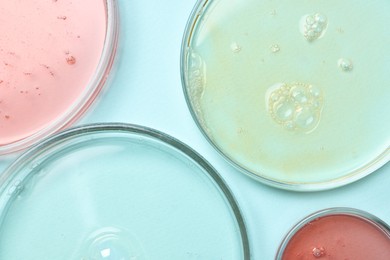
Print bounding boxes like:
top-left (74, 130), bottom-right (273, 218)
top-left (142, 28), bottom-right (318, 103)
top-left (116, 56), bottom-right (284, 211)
top-left (0, 123), bottom-right (251, 259)
top-left (0, 0), bottom-right (120, 155)
top-left (179, 0), bottom-right (390, 192)
top-left (275, 207), bottom-right (390, 260)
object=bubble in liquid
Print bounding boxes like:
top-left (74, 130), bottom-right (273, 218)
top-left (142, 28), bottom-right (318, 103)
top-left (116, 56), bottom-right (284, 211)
top-left (90, 239), bottom-right (131, 259)
top-left (312, 247), bottom-right (326, 258)
top-left (266, 82), bottom-right (324, 133)
top-left (291, 86), bottom-right (308, 103)
top-left (187, 50), bottom-right (206, 99)
top-left (308, 85), bottom-right (321, 97)
top-left (300, 13), bottom-right (328, 42)
top-left (338, 58), bottom-right (353, 72)
top-left (82, 227), bottom-right (145, 260)
top-left (186, 49), bottom-right (210, 132)
top-left (270, 44), bottom-right (280, 53)
top-left (295, 107), bottom-right (316, 129)
top-left (274, 100), bottom-right (294, 121)
top-left (230, 42), bottom-right (242, 53)
top-left (7, 180), bottom-right (23, 196)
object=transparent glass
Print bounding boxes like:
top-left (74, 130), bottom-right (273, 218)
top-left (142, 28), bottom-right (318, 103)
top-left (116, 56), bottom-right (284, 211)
top-left (0, 123), bottom-right (250, 259)
top-left (180, 0), bottom-right (390, 191)
top-left (0, 0), bottom-right (119, 155)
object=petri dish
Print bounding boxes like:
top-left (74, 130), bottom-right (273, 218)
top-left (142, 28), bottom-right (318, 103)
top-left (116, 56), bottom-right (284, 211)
top-left (0, 0), bottom-right (119, 154)
top-left (276, 208), bottom-right (390, 259)
top-left (181, 0), bottom-right (390, 191)
top-left (0, 123), bottom-right (250, 259)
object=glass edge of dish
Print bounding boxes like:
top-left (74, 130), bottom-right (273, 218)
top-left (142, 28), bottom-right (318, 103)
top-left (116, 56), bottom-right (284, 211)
top-left (274, 207), bottom-right (390, 260)
top-left (179, 0), bottom-right (390, 192)
top-left (0, 0), bottom-right (120, 155)
top-left (0, 122), bottom-right (251, 260)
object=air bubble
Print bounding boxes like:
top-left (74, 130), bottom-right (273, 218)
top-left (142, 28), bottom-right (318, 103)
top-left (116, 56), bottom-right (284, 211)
top-left (7, 180), bottom-right (23, 196)
top-left (230, 42), bottom-right (242, 53)
top-left (274, 101), bottom-right (294, 121)
top-left (186, 49), bottom-right (208, 129)
top-left (300, 13), bottom-right (328, 42)
top-left (291, 86), bottom-right (308, 103)
top-left (81, 227), bottom-right (146, 260)
top-left (270, 44), bottom-right (280, 53)
top-left (270, 92), bottom-right (280, 102)
top-left (314, 13), bottom-right (327, 24)
top-left (266, 82), bottom-right (324, 133)
top-left (312, 247), bottom-right (326, 258)
top-left (338, 58), bottom-right (353, 72)
top-left (187, 50), bottom-right (206, 98)
top-left (295, 107), bottom-right (316, 129)
top-left (306, 16), bottom-right (315, 25)
top-left (308, 85), bottom-right (321, 97)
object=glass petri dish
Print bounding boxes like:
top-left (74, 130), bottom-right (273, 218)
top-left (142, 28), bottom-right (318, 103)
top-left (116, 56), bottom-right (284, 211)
top-left (276, 208), bottom-right (390, 259)
top-left (0, 123), bottom-right (250, 259)
top-left (181, 0), bottom-right (390, 191)
top-left (0, 0), bottom-right (119, 154)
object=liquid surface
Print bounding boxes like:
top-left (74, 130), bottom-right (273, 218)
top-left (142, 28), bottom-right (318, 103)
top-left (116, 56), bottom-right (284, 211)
top-left (0, 133), bottom-right (244, 259)
top-left (282, 215), bottom-right (390, 260)
top-left (185, 0), bottom-right (390, 184)
top-left (0, 0), bottom-right (107, 145)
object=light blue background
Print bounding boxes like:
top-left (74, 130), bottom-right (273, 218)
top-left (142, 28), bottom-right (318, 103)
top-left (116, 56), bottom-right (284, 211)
top-left (0, 1), bottom-right (389, 259)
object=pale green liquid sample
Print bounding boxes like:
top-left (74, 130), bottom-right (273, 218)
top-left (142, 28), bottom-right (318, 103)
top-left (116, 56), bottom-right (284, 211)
top-left (185, 0), bottom-right (390, 184)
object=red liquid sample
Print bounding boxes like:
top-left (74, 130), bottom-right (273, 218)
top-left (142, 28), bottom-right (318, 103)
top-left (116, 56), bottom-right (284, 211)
top-left (282, 215), bottom-right (390, 260)
top-left (0, 0), bottom-right (107, 145)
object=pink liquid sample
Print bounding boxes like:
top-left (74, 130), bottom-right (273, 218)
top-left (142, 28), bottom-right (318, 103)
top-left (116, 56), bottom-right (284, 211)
top-left (0, 0), bottom-right (107, 145)
top-left (282, 215), bottom-right (390, 260)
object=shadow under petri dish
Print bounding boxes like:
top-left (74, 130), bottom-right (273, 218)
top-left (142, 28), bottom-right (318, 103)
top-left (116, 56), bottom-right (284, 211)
top-left (0, 124), bottom-right (249, 259)
top-left (182, 0), bottom-right (390, 190)
top-left (0, 0), bottom-right (118, 154)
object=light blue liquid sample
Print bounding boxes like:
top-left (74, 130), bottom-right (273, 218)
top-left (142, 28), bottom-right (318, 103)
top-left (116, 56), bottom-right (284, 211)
top-left (0, 130), bottom-right (246, 259)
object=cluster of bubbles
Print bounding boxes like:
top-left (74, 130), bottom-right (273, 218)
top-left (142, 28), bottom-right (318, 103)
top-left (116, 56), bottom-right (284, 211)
top-left (266, 82), bottom-right (324, 133)
top-left (187, 50), bottom-right (205, 99)
top-left (312, 247), bottom-right (326, 258)
top-left (301, 13), bottom-right (328, 42)
top-left (186, 49), bottom-right (210, 131)
top-left (270, 44), bottom-right (281, 53)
